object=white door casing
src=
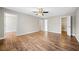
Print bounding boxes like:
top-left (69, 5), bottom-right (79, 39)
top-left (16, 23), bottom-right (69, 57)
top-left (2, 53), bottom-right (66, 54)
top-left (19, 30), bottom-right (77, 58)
top-left (67, 16), bottom-right (72, 36)
top-left (4, 13), bottom-right (17, 33)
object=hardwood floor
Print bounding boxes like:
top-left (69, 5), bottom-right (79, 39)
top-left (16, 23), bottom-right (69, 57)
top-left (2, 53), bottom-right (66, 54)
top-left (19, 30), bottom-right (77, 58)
top-left (0, 31), bottom-right (79, 51)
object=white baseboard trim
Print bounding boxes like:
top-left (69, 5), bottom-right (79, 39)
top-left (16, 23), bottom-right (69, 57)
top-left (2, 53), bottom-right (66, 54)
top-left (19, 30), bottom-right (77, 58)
top-left (0, 37), bottom-right (4, 40)
top-left (16, 31), bottom-right (40, 36)
top-left (72, 33), bottom-right (75, 36)
top-left (16, 33), bottom-right (27, 36)
top-left (75, 34), bottom-right (79, 42)
top-left (47, 31), bottom-right (61, 34)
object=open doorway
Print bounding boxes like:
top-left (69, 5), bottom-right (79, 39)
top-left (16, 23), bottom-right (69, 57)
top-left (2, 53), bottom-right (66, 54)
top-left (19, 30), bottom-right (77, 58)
top-left (61, 16), bottom-right (72, 37)
top-left (61, 16), bottom-right (67, 36)
top-left (40, 19), bottom-right (48, 32)
top-left (4, 13), bottom-right (17, 39)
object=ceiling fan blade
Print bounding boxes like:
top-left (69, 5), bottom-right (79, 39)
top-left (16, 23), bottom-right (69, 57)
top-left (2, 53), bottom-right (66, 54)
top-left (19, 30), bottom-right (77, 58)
top-left (43, 11), bottom-right (48, 13)
top-left (33, 11), bottom-right (38, 13)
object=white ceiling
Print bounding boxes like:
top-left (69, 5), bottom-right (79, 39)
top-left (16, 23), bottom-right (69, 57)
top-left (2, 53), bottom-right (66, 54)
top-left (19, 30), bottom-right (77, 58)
top-left (5, 7), bottom-right (77, 18)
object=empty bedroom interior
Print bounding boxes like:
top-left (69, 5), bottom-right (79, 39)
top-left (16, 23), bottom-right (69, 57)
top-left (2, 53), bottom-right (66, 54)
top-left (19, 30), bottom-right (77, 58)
top-left (0, 7), bottom-right (79, 51)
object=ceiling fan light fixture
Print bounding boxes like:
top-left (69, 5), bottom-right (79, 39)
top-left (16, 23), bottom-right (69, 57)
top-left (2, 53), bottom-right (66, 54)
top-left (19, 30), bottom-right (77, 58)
top-left (33, 8), bottom-right (48, 16)
top-left (37, 13), bottom-right (44, 16)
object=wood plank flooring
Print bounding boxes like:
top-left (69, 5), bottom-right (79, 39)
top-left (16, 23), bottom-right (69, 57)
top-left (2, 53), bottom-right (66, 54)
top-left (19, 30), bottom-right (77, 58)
top-left (0, 31), bottom-right (79, 51)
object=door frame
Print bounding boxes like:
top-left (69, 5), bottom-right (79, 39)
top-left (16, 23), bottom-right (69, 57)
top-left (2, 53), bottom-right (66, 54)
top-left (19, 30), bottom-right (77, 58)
top-left (4, 12), bottom-right (17, 35)
top-left (60, 16), bottom-right (72, 36)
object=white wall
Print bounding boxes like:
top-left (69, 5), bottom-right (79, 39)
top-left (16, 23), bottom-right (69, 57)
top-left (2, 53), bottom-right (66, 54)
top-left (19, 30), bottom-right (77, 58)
top-left (17, 13), bottom-right (40, 35)
top-left (75, 8), bottom-right (79, 42)
top-left (47, 16), bottom-right (61, 33)
top-left (0, 8), bottom-right (4, 38)
top-left (4, 8), bottom-right (41, 36)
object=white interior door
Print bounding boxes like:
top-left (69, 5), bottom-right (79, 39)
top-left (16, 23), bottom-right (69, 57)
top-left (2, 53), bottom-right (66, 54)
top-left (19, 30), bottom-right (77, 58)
top-left (67, 16), bottom-right (72, 36)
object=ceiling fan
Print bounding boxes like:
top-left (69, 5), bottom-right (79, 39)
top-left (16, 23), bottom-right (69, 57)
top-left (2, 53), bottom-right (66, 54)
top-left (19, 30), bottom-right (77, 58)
top-left (33, 8), bottom-right (48, 16)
